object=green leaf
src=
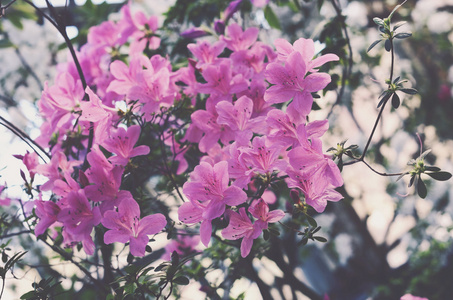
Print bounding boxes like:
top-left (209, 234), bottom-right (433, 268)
top-left (391, 93), bottom-right (400, 109)
top-left (268, 227), bottom-right (280, 236)
top-left (264, 5), bottom-right (281, 30)
top-left (312, 226), bottom-right (321, 234)
top-left (263, 229), bottom-right (270, 241)
top-left (394, 32), bottom-right (412, 39)
top-left (393, 76), bottom-right (401, 84)
top-left (420, 149), bottom-right (431, 159)
top-left (393, 21), bottom-right (407, 31)
top-left (378, 92), bottom-right (392, 108)
top-left (298, 237), bottom-right (308, 246)
top-left (5, 251), bottom-right (27, 271)
top-left (425, 166), bottom-right (441, 172)
top-left (384, 39), bottom-right (392, 52)
top-left (400, 88), bottom-right (418, 95)
top-left (20, 291), bottom-right (37, 300)
top-left (0, 39), bottom-right (14, 49)
top-left (313, 236), bottom-right (327, 243)
top-left (337, 156), bottom-right (343, 172)
top-left (367, 39), bottom-right (383, 52)
top-left (417, 175), bottom-right (427, 198)
top-left (373, 17), bottom-right (385, 27)
top-left (396, 172), bottom-right (409, 182)
top-left (388, 0), bottom-right (407, 21)
top-left (306, 214), bottom-right (317, 227)
top-left (408, 175), bottom-right (415, 187)
top-left (154, 263), bottom-right (168, 272)
top-left (173, 276), bottom-right (190, 285)
top-left (426, 171), bottom-right (452, 181)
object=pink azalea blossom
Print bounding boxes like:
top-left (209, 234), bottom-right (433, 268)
top-left (101, 125), bottom-right (150, 166)
top-left (274, 38), bottom-right (339, 71)
top-left (34, 152), bottom-right (82, 191)
top-left (198, 60), bottom-right (248, 98)
top-left (58, 190), bottom-right (101, 255)
top-left (162, 235), bottom-right (200, 260)
top-left (79, 87), bottom-right (116, 123)
top-left (34, 199), bottom-right (60, 236)
top-left (183, 161), bottom-right (247, 221)
top-left (102, 196), bottom-right (166, 257)
top-left (130, 12), bottom-right (161, 54)
top-left (240, 136), bottom-right (287, 175)
top-left (14, 151), bottom-right (39, 181)
top-left (264, 51), bottom-right (332, 119)
top-left (248, 198), bottom-right (285, 230)
top-left (190, 106), bottom-right (235, 153)
top-left (216, 95), bottom-right (255, 145)
top-left (187, 40), bottom-right (226, 70)
top-left (221, 23), bottom-right (259, 52)
top-left (107, 55), bottom-right (149, 96)
top-left (221, 207), bottom-right (261, 257)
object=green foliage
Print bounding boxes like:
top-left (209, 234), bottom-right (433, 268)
top-left (20, 277), bottom-right (61, 300)
top-left (264, 5), bottom-right (281, 29)
top-left (1, 2), bottom-right (37, 30)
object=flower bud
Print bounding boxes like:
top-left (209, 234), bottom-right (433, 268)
top-left (180, 27), bottom-right (209, 39)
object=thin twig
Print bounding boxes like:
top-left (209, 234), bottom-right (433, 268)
top-left (328, 0), bottom-right (354, 118)
top-left (0, 115), bottom-right (50, 162)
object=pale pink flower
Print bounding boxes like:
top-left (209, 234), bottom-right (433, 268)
top-left (102, 196), bottom-right (166, 257)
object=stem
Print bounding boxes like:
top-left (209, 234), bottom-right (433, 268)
top-left (343, 156), bottom-right (404, 177)
top-left (0, 115), bottom-right (50, 162)
top-left (41, 239), bottom-right (109, 294)
top-left (22, 0), bottom-right (95, 163)
top-left (1, 0), bottom-right (18, 12)
top-left (359, 39), bottom-right (395, 161)
top-left (14, 46), bottom-right (44, 92)
top-left (328, 0), bottom-right (353, 118)
top-left (22, 0), bottom-right (87, 94)
top-left (0, 230), bottom-right (32, 239)
top-left (0, 275), bottom-right (5, 300)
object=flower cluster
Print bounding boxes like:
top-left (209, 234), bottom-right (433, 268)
top-left (15, 2), bottom-right (342, 259)
top-left (178, 23), bottom-right (343, 256)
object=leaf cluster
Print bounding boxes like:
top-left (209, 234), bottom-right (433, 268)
top-left (397, 149), bottom-right (452, 198)
top-left (367, 0), bottom-right (412, 53)
top-left (20, 277), bottom-right (61, 300)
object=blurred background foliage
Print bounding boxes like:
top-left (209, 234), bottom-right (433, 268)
top-left (0, 0), bottom-right (452, 299)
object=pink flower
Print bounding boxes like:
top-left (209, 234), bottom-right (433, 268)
top-left (187, 40), bottom-right (226, 70)
top-left (34, 152), bottom-right (82, 191)
top-left (216, 95), bottom-right (255, 145)
top-left (101, 125), bottom-right (150, 166)
top-left (14, 151), bottom-right (39, 181)
top-left (183, 161), bottom-right (247, 221)
top-left (79, 87), bottom-right (115, 123)
top-left (248, 198), bottom-right (285, 230)
top-left (162, 235), bottom-right (200, 260)
top-left (102, 196), bottom-right (166, 257)
top-left (221, 23), bottom-right (259, 52)
top-left (58, 190), bottom-right (101, 255)
top-left (130, 12), bottom-right (161, 53)
top-left (274, 38), bottom-right (339, 71)
top-left (198, 60), bottom-right (248, 97)
top-left (239, 136), bottom-right (287, 176)
top-left (264, 51), bottom-right (332, 119)
top-left (221, 207), bottom-right (261, 257)
top-left (190, 106), bottom-right (235, 153)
